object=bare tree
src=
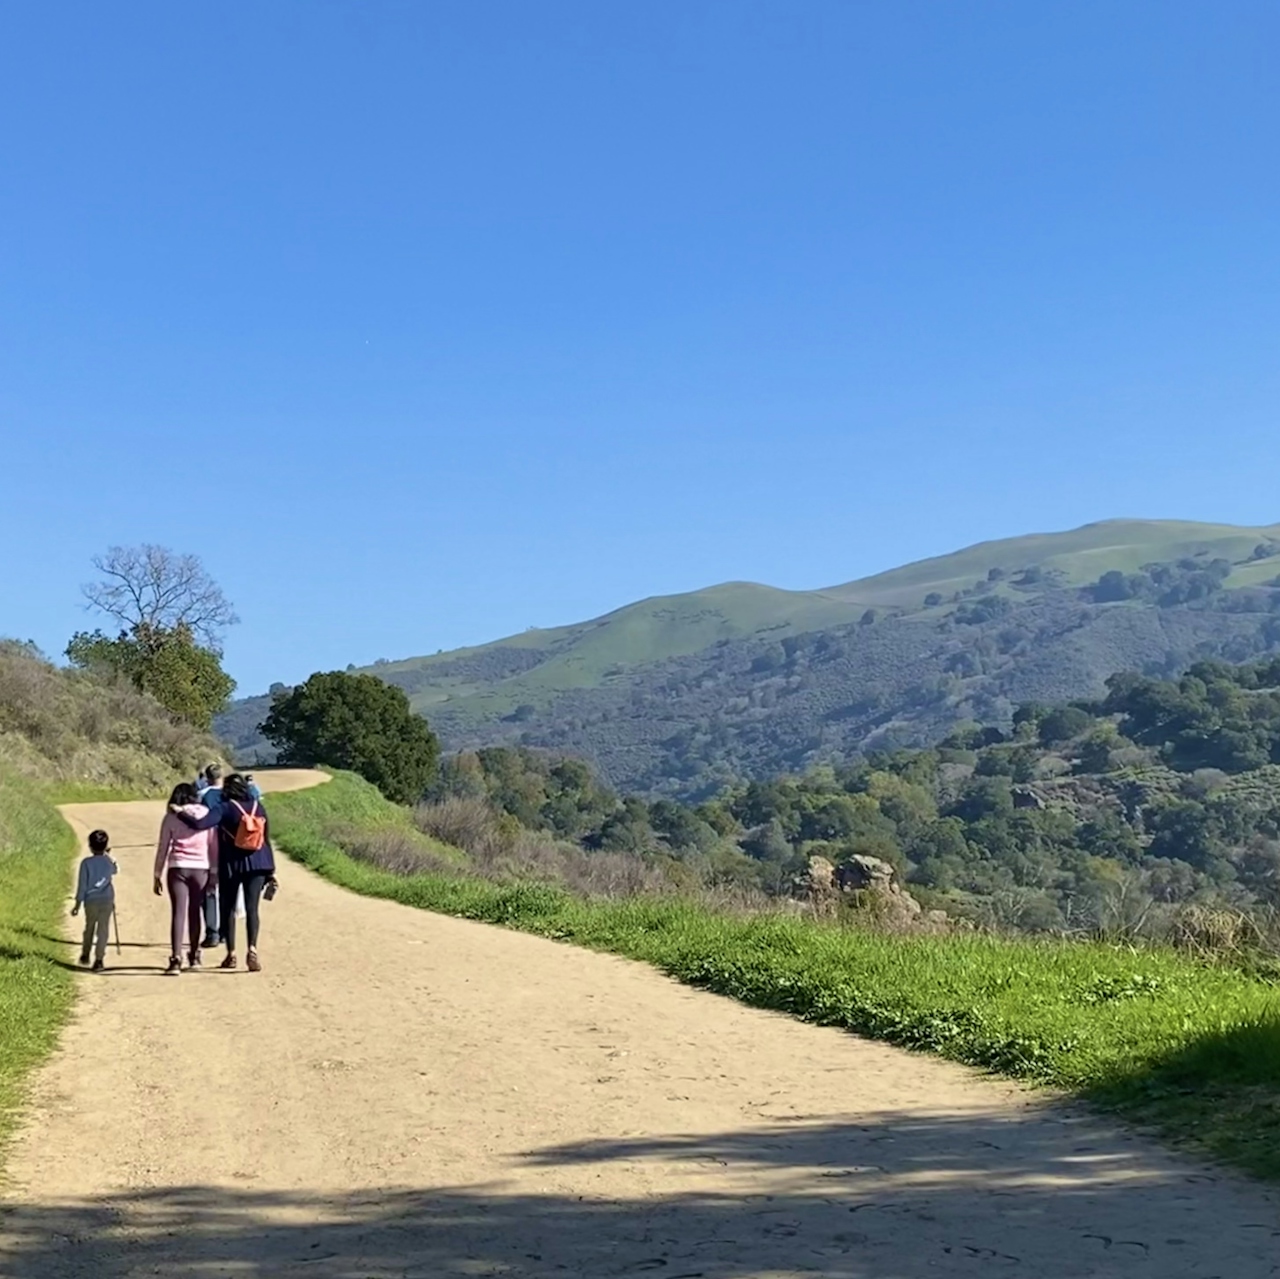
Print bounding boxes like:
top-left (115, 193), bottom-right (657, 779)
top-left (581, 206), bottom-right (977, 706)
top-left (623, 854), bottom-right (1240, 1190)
top-left (82, 545), bottom-right (238, 650)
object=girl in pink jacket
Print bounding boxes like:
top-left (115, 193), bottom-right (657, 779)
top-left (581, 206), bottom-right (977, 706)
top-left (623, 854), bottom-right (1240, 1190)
top-left (154, 782), bottom-right (219, 975)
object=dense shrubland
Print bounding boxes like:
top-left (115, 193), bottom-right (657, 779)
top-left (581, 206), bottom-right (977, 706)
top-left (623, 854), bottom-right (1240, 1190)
top-left (415, 654), bottom-right (1280, 950)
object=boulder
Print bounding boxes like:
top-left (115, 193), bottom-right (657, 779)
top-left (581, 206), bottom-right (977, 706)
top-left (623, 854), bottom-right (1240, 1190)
top-left (833, 854), bottom-right (896, 892)
top-left (796, 855), bottom-right (838, 917)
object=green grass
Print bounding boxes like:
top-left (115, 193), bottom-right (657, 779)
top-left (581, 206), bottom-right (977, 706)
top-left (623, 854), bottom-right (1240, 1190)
top-left (272, 772), bottom-right (1280, 1182)
top-left (0, 769), bottom-right (78, 1157)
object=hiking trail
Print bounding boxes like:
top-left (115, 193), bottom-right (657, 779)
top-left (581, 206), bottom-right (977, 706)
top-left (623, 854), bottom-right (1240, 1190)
top-left (1, 769), bottom-right (1277, 1276)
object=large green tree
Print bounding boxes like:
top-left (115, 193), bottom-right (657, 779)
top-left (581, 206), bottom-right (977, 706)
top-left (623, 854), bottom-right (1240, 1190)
top-left (261, 671), bottom-right (440, 804)
top-left (66, 624), bottom-right (234, 729)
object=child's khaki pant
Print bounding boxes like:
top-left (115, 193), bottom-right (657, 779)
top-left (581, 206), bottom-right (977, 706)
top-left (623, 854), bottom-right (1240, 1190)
top-left (81, 900), bottom-right (112, 962)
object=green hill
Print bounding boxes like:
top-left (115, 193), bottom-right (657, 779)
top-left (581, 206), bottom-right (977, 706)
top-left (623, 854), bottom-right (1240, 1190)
top-left (825, 518), bottom-right (1280, 604)
top-left (218, 518), bottom-right (1280, 793)
top-left (382, 518), bottom-right (1280, 711)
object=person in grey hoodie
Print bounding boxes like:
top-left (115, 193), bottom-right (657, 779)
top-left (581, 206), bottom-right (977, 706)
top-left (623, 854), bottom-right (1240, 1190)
top-left (72, 829), bottom-right (117, 971)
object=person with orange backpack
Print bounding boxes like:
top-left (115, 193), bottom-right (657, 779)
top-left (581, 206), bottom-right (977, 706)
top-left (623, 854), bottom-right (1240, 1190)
top-left (172, 772), bottom-right (277, 972)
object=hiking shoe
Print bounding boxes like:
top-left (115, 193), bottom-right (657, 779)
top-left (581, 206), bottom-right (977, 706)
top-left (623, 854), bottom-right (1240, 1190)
top-left (79, 951), bottom-right (90, 966)
top-left (91, 959), bottom-right (104, 972)
top-left (165, 956), bottom-right (182, 976)
top-left (246, 950), bottom-right (262, 973)
top-left (188, 950), bottom-right (202, 969)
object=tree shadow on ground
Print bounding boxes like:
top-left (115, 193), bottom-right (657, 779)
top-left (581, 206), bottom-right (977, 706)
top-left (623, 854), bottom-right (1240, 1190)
top-left (1079, 1017), bottom-right (1280, 1182)
top-left (3, 1109), bottom-right (1278, 1278)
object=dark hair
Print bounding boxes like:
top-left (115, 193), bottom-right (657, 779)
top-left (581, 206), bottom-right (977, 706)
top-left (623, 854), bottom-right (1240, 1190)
top-left (169, 782), bottom-right (200, 807)
top-left (88, 830), bottom-right (109, 854)
top-left (221, 773), bottom-right (253, 804)
top-left (205, 763), bottom-right (224, 783)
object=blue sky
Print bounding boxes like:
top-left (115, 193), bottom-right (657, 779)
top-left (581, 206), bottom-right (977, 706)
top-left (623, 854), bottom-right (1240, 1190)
top-left (2, 1), bottom-right (1277, 694)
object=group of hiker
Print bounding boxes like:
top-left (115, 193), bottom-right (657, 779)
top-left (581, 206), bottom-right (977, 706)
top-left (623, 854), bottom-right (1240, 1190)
top-left (72, 763), bottom-right (278, 975)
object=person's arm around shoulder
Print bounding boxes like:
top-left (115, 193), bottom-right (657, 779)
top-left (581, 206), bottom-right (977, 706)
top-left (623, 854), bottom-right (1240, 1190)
top-left (173, 802), bottom-right (223, 830)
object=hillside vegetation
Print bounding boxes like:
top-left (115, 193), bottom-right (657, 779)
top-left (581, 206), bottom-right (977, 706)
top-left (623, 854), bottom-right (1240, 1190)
top-left (270, 771), bottom-right (1280, 1180)
top-left (1, 640), bottom-right (222, 796)
top-left (220, 518), bottom-right (1280, 795)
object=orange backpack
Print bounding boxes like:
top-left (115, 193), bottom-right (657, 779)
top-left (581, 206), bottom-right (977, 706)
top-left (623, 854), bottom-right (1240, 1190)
top-left (230, 800), bottom-right (266, 851)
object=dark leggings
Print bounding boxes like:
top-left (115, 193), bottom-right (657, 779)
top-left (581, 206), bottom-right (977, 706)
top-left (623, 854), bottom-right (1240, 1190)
top-left (167, 868), bottom-right (210, 959)
top-left (221, 870), bottom-right (269, 952)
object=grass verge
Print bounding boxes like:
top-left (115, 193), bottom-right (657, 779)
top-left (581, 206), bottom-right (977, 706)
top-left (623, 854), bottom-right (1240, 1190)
top-left (0, 769), bottom-right (78, 1158)
top-left (270, 772), bottom-right (1280, 1181)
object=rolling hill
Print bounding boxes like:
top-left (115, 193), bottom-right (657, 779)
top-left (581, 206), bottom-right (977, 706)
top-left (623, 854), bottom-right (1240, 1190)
top-left (218, 518), bottom-right (1280, 794)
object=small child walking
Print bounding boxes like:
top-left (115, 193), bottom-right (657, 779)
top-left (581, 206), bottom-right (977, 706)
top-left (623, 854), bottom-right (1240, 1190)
top-left (72, 829), bottom-right (117, 971)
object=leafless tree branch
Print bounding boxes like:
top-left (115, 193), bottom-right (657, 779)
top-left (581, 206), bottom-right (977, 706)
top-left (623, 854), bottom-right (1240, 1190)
top-left (82, 544), bottom-right (239, 650)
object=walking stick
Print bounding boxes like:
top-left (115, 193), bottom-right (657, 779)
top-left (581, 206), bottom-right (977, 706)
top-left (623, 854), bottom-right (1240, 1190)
top-left (112, 904), bottom-right (122, 955)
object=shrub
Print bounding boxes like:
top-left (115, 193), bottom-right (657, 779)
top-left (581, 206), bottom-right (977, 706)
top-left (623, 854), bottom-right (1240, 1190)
top-left (326, 823), bottom-right (457, 877)
top-left (414, 795), bottom-right (504, 858)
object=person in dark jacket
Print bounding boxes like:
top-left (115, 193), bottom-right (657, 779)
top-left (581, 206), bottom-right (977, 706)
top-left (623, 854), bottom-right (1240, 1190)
top-left (173, 773), bottom-right (275, 972)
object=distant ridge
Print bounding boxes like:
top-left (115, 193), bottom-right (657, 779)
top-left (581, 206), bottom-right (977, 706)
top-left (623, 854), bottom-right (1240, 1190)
top-left (218, 517), bottom-right (1280, 793)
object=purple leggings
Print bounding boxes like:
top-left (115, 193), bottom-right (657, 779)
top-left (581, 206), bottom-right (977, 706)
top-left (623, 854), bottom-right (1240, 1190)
top-left (167, 867), bottom-right (211, 958)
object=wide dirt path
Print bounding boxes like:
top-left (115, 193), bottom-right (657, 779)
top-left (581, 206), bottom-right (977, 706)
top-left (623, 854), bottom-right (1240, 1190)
top-left (1, 775), bottom-right (1278, 1277)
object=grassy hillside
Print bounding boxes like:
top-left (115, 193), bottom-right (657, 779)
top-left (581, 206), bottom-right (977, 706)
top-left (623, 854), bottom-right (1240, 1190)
top-left (219, 518), bottom-right (1280, 791)
top-left (386, 519), bottom-right (1280, 712)
top-left (828, 518), bottom-right (1280, 604)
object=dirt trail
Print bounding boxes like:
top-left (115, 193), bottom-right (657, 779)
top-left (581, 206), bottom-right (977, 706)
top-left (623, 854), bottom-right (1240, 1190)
top-left (0, 773), bottom-right (1277, 1277)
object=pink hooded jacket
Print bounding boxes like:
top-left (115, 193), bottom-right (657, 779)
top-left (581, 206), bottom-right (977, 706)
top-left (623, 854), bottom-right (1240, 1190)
top-left (154, 804), bottom-right (219, 879)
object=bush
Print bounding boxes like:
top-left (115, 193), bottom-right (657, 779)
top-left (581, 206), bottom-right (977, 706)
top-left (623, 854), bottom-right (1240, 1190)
top-left (327, 823), bottom-right (457, 877)
top-left (415, 795), bottom-right (505, 858)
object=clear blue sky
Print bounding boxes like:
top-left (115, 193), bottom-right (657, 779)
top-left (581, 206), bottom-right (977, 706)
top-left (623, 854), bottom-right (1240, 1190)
top-left (2, 2), bottom-right (1277, 694)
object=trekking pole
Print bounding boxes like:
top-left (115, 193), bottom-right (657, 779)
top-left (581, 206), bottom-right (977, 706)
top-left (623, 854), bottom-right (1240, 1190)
top-left (112, 904), bottom-right (123, 955)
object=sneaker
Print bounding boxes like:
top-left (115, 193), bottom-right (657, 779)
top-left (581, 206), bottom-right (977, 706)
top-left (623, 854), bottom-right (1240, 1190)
top-left (188, 950), bottom-right (203, 969)
top-left (79, 951), bottom-right (90, 966)
top-left (246, 950), bottom-right (262, 973)
top-left (202, 934), bottom-right (220, 949)
top-left (91, 959), bottom-right (104, 972)
top-left (165, 956), bottom-right (182, 976)
top-left (219, 954), bottom-right (237, 970)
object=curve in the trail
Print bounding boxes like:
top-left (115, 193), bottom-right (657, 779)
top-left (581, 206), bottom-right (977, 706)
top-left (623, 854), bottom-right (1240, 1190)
top-left (1, 769), bottom-right (1278, 1277)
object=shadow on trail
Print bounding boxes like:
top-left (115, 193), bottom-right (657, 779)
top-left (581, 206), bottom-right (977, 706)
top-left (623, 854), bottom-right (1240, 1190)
top-left (3, 1110), bottom-right (1277, 1278)
top-left (18, 926), bottom-right (156, 951)
top-left (0, 942), bottom-right (162, 976)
